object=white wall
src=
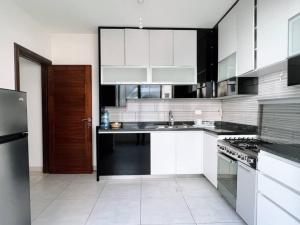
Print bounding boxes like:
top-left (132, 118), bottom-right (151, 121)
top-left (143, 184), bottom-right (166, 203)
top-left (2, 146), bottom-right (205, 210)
top-left (19, 58), bottom-right (43, 170)
top-left (0, 0), bottom-right (50, 90)
top-left (50, 34), bottom-right (99, 166)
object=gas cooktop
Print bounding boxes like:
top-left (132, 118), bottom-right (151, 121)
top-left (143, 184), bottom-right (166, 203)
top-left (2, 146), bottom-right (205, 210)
top-left (223, 137), bottom-right (271, 153)
top-left (218, 137), bottom-right (272, 169)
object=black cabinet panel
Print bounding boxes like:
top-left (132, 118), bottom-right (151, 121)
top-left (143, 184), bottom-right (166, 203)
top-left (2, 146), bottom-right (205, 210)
top-left (217, 77), bottom-right (258, 97)
top-left (197, 29), bottom-right (218, 84)
top-left (173, 85), bottom-right (197, 98)
top-left (100, 85), bottom-right (116, 107)
top-left (288, 54), bottom-right (300, 86)
top-left (238, 77), bottom-right (258, 95)
top-left (97, 133), bottom-right (150, 177)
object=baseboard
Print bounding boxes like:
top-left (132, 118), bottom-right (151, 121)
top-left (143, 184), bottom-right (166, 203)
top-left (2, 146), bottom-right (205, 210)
top-left (29, 167), bottom-right (43, 172)
top-left (99, 174), bottom-right (204, 180)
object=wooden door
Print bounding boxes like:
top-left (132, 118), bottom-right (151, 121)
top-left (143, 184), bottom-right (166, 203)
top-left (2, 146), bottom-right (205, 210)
top-left (47, 65), bottom-right (92, 173)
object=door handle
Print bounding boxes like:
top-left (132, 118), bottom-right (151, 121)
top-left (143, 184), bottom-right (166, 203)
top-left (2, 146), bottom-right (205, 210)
top-left (81, 117), bottom-right (92, 122)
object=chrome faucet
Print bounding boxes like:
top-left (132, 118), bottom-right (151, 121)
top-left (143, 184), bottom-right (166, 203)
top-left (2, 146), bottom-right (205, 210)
top-left (169, 110), bottom-right (174, 127)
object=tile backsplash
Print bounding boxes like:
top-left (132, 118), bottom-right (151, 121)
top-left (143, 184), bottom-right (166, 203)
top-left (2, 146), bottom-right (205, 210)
top-left (221, 96), bottom-right (259, 126)
top-left (105, 60), bottom-right (300, 129)
top-left (106, 99), bottom-right (222, 122)
top-left (222, 60), bottom-right (300, 126)
top-left (260, 104), bottom-right (300, 144)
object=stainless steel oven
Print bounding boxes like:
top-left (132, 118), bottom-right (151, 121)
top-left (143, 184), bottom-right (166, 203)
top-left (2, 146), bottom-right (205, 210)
top-left (217, 152), bottom-right (237, 209)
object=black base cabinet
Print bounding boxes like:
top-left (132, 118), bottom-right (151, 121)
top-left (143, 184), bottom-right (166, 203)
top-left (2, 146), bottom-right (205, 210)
top-left (96, 132), bottom-right (150, 180)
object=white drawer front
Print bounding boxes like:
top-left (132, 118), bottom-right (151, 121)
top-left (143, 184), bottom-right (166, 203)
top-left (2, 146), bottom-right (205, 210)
top-left (258, 173), bottom-right (300, 220)
top-left (257, 193), bottom-right (300, 225)
top-left (258, 152), bottom-right (300, 193)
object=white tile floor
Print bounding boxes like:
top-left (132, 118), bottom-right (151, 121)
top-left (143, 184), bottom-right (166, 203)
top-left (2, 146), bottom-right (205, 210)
top-left (30, 172), bottom-right (245, 225)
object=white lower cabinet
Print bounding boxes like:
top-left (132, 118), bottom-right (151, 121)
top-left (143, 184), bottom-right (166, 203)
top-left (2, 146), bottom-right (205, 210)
top-left (151, 132), bottom-right (176, 175)
top-left (257, 151), bottom-right (300, 225)
top-left (258, 151), bottom-right (300, 194)
top-left (258, 173), bottom-right (300, 221)
top-left (150, 131), bottom-right (203, 175)
top-left (236, 162), bottom-right (257, 225)
top-left (203, 132), bottom-right (218, 187)
top-left (257, 193), bottom-right (299, 225)
top-left (176, 132), bottom-right (203, 174)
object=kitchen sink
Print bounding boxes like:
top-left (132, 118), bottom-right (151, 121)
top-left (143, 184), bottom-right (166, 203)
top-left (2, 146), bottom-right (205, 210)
top-left (144, 124), bottom-right (192, 129)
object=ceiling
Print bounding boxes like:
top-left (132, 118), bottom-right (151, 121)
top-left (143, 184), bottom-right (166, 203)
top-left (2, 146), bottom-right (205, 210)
top-left (13, 0), bottom-right (236, 33)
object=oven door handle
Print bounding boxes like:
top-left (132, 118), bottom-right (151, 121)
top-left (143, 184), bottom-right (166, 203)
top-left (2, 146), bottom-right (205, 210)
top-left (238, 162), bottom-right (254, 172)
top-left (218, 153), bottom-right (236, 164)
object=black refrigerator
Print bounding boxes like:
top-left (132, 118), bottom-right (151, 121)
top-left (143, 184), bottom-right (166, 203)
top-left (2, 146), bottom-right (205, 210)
top-left (0, 89), bottom-right (31, 225)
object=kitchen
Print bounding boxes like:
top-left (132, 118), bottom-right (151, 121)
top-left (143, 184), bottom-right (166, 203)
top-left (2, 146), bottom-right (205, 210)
top-left (0, 0), bottom-right (300, 225)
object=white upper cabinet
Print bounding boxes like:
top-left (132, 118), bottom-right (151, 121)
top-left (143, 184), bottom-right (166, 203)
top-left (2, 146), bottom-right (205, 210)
top-left (288, 0), bottom-right (300, 21)
top-left (257, 0), bottom-right (289, 69)
top-left (173, 30), bottom-right (197, 66)
top-left (125, 29), bottom-right (149, 66)
top-left (236, 0), bottom-right (255, 75)
top-left (218, 5), bottom-right (237, 62)
top-left (218, 53), bottom-right (236, 81)
top-left (289, 13), bottom-right (300, 57)
top-left (101, 29), bottom-right (125, 66)
top-left (101, 28), bottom-right (197, 84)
top-left (150, 30), bottom-right (174, 66)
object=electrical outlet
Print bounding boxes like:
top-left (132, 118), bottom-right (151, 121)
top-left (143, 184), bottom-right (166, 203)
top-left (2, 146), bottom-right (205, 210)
top-left (279, 72), bottom-right (284, 82)
top-left (195, 110), bottom-right (202, 115)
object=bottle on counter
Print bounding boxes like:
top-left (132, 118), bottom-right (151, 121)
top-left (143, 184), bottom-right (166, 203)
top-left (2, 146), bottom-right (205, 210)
top-left (101, 110), bottom-right (110, 129)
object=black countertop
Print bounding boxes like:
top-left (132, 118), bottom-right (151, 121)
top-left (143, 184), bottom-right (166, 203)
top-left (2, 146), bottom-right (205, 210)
top-left (260, 143), bottom-right (300, 164)
top-left (97, 121), bottom-right (258, 136)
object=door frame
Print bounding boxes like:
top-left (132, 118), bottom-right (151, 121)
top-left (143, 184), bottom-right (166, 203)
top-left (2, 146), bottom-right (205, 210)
top-left (14, 43), bottom-right (52, 173)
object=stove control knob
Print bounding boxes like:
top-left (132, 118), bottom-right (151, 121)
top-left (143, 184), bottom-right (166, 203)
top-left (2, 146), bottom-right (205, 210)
top-left (241, 156), bottom-right (245, 160)
top-left (247, 158), bottom-right (254, 163)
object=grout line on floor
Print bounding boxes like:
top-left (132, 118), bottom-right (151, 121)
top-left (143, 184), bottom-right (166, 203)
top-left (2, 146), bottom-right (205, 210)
top-left (31, 175), bottom-right (74, 222)
top-left (174, 178), bottom-right (197, 225)
top-left (30, 172), bottom-right (49, 188)
top-left (83, 180), bottom-right (108, 225)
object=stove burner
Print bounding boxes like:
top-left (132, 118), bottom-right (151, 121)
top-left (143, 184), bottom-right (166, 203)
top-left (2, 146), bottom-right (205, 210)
top-left (218, 138), bottom-right (272, 169)
top-left (223, 138), bottom-right (270, 153)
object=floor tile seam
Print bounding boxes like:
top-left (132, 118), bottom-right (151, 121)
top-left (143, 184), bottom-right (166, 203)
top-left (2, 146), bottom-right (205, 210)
top-left (70, 174), bottom-right (104, 185)
top-left (174, 178), bottom-right (197, 225)
top-left (30, 173), bottom-right (50, 188)
top-left (83, 180), bottom-right (108, 225)
top-left (32, 179), bottom-right (74, 222)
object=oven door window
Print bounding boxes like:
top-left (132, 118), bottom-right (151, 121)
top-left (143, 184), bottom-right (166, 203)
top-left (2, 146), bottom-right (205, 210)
top-left (217, 153), bottom-right (237, 209)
